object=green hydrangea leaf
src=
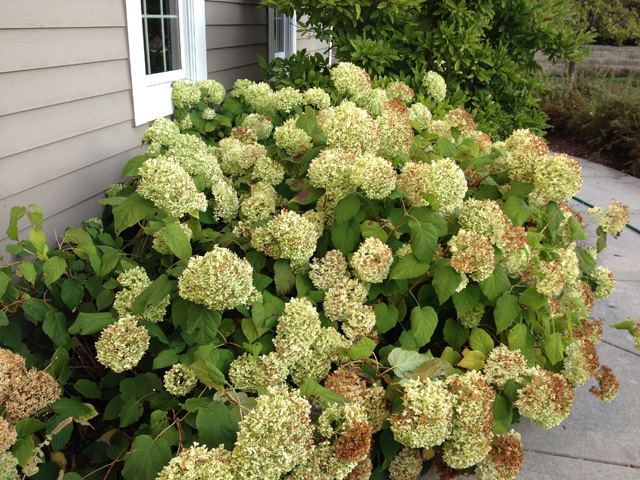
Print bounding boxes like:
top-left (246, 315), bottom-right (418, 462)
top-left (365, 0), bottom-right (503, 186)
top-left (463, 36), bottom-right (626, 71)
top-left (122, 435), bottom-right (172, 480)
top-left (410, 306), bottom-right (438, 347)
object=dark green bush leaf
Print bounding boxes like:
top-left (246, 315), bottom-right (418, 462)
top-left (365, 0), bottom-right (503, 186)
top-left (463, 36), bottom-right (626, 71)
top-left (61, 278), bottom-right (84, 310)
top-left (410, 306), bottom-right (438, 348)
top-left (121, 155), bottom-right (148, 178)
top-left (348, 336), bottom-right (376, 360)
top-left (479, 267), bottom-right (511, 302)
top-left (545, 332), bottom-right (564, 365)
top-left (68, 312), bottom-right (114, 335)
top-left (161, 223), bottom-right (192, 259)
top-left (452, 284), bottom-right (480, 316)
top-left (469, 327), bottom-right (494, 355)
top-left (492, 395), bottom-right (513, 434)
top-left (374, 303), bottom-right (399, 334)
top-left (507, 324), bottom-right (528, 352)
top-left (74, 379), bottom-right (102, 400)
top-left (494, 293), bottom-right (521, 334)
top-left (300, 378), bottom-right (349, 405)
top-left (330, 218), bottom-right (360, 256)
top-left (503, 196), bottom-right (530, 226)
top-left (122, 435), bottom-right (172, 480)
top-left (389, 254), bottom-right (430, 280)
top-left (131, 274), bottom-right (175, 315)
top-left (334, 196), bottom-right (362, 224)
top-left (274, 259), bottom-right (295, 296)
top-left (43, 311), bottom-right (71, 347)
top-left (408, 219), bottom-right (438, 263)
top-left (518, 288), bottom-right (548, 310)
top-left (432, 265), bottom-right (461, 304)
top-left (52, 398), bottom-right (93, 418)
top-left (42, 256), bottom-right (67, 286)
top-left (113, 193), bottom-right (155, 235)
top-left (196, 401), bottom-right (238, 450)
top-left (443, 318), bottom-right (469, 351)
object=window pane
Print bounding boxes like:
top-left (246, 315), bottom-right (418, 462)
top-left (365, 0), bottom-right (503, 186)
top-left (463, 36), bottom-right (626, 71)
top-left (142, 0), bottom-right (181, 75)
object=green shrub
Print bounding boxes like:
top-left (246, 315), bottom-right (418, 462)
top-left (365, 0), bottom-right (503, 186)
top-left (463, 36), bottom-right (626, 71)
top-left (569, 0), bottom-right (640, 46)
top-left (0, 68), bottom-right (631, 480)
top-left (260, 0), bottom-right (594, 138)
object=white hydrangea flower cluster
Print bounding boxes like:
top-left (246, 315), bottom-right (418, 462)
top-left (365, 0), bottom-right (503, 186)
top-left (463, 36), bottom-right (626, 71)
top-left (390, 377), bottom-right (453, 448)
top-left (228, 351), bottom-right (290, 393)
top-left (240, 182), bottom-right (278, 223)
top-left (422, 71), bottom-right (447, 102)
top-left (163, 363), bottom-right (198, 397)
top-left (157, 443), bottom-right (233, 480)
top-left (533, 154), bottom-right (582, 202)
top-left (351, 153), bottom-right (397, 200)
top-left (252, 155), bottom-right (286, 185)
top-left (196, 78), bottom-right (226, 104)
top-left (441, 372), bottom-right (495, 469)
top-left (251, 210), bottom-right (321, 273)
top-left (474, 431), bottom-right (524, 480)
top-left (497, 129), bottom-right (549, 183)
top-left (427, 119), bottom-right (454, 141)
top-left (587, 200), bottom-right (629, 236)
top-left (458, 199), bottom-right (508, 244)
top-left (376, 100), bottom-right (414, 160)
top-left (515, 367), bottom-right (575, 428)
top-left (241, 113), bottom-right (274, 140)
top-left (211, 179), bottom-right (240, 222)
top-left (358, 87), bottom-right (389, 117)
top-left (152, 222), bottom-right (193, 256)
top-left (386, 81), bottom-right (415, 104)
top-left (274, 87), bottom-right (304, 113)
top-left (388, 448), bottom-right (422, 480)
top-left (593, 266), bottom-right (615, 299)
top-left (448, 229), bottom-right (495, 282)
top-left (95, 315), bottom-right (149, 373)
top-left (166, 133), bottom-right (224, 187)
top-left (498, 244), bottom-right (531, 278)
top-left (273, 298), bottom-right (323, 363)
top-left (308, 148), bottom-right (358, 201)
top-left (408, 103), bottom-right (432, 130)
top-left (457, 304), bottom-right (485, 329)
top-left (444, 107), bottom-right (478, 138)
top-left (136, 156), bottom-right (208, 217)
top-left (303, 87), bottom-right (332, 109)
top-left (318, 101), bottom-right (381, 155)
top-left (562, 338), bottom-right (600, 387)
top-left (242, 82), bottom-right (277, 113)
top-left (483, 344), bottom-right (528, 388)
top-left (114, 267), bottom-right (169, 323)
top-left (349, 237), bottom-right (393, 283)
top-left (232, 386), bottom-right (314, 480)
top-left (317, 402), bottom-right (372, 470)
top-left (309, 250), bottom-right (351, 291)
top-left (0, 417), bottom-right (17, 452)
top-left (171, 79), bottom-right (201, 108)
top-left (178, 246), bottom-right (260, 311)
top-left (273, 118), bottom-right (313, 156)
top-left (0, 452), bottom-right (19, 480)
top-left (142, 117), bottom-right (180, 148)
top-left (323, 278), bottom-right (376, 339)
top-left (290, 326), bottom-right (351, 385)
top-left (216, 137), bottom-right (269, 176)
top-left (330, 62), bottom-right (372, 101)
top-left (397, 158), bottom-right (467, 216)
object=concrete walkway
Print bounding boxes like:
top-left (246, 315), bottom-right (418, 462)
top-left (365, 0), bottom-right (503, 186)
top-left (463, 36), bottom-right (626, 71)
top-left (424, 158), bottom-right (640, 479)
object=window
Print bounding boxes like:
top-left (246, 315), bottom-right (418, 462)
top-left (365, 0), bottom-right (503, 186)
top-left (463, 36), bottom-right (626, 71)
top-left (269, 9), bottom-right (296, 60)
top-left (126, 0), bottom-right (207, 126)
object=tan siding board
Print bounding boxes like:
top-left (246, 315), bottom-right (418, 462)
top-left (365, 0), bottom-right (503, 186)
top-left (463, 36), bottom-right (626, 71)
top-left (0, 122), bottom-right (147, 201)
top-left (207, 44), bottom-right (267, 73)
top-left (206, 2), bottom-right (266, 25)
top-left (0, 1), bottom-right (125, 28)
top-left (206, 25), bottom-right (267, 49)
top-left (210, 64), bottom-right (264, 89)
top-left (0, 146), bottom-right (141, 245)
top-left (0, 91), bottom-right (133, 159)
top-left (0, 61), bottom-right (131, 116)
top-left (0, 28), bottom-right (128, 73)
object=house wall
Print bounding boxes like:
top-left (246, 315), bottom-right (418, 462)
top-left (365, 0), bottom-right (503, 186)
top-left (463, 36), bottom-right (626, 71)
top-left (0, 0), bottom-right (326, 255)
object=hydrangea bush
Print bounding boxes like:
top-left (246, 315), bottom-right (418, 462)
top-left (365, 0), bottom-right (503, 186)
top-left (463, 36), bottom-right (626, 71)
top-left (0, 65), bottom-right (632, 480)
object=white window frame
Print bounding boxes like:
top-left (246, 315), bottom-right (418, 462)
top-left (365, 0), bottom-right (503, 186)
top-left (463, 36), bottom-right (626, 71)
top-left (269, 9), bottom-right (297, 60)
top-left (126, 0), bottom-right (207, 126)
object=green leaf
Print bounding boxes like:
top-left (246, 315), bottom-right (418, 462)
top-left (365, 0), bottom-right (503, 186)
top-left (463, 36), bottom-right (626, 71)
top-left (64, 227), bottom-right (93, 245)
top-left (518, 288), bottom-right (548, 310)
top-left (120, 396), bottom-right (144, 428)
top-left (503, 196), bottom-right (530, 226)
top-left (131, 274), bottom-right (175, 315)
top-left (348, 336), bottom-right (376, 360)
top-left (161, 223), bottom-right (192, 259)
top-left (404, 358), bottom-right (455, 379)
top-left (441, 346), bottom-right (462, 366)
top-left (74, 379), bottom-right (102, 400)
top-left (52, 397), bottom-right (93, 418)
top-left (360, 220), bottom-right (387, 243)
top-left (122, 155), bottom-right (148, 178)
top-left (17, 262), bottom-right (37, 284)
top-left (502, 181), bottom-right (534, 199)
top-left (122, 435), bottom-right (172, 480)
top-left (196, 401), bottom-right (238, 450)
top-left (12, 435), bottom-right (34, 468)
top-left (494, 293), bottom-right (522, 334)
top-left (612, 320), bottom-right (635, 331)
top-left (43, 311), bottom-right (71, 347)
top-left (300, 378), bottom-right (349, 405)
top-left (479, 267), bottom-right (511, 302)
top-left (0, 311), bottom-right (7, 327)
top-left (296, 113), bottom-right (317, 134)
top-left (0, 271), bottom-right (9, 298)
top-left (492, 395), bottom-right (513, 434)
top-left (274, 259), bottom-right (295, 296)
top-left (408, 219), bottom-right (438, 263)
top-left (100, 251), bottom-right (121, 277)
top-left (334, 195), bottom-right (362, 224)
top-left (7, 206), bottom-right (26, 241)
top-left (410, 306), bottom-right (438, 348)
top-left (188, 358), bottom-right (225, 388)
top-left (456, 348), bottom-right (485, 370)
top-left (567, 216), bottom-right (588, 241)
top-left (374, 303), bottom-right (399, 334)
top-left (387, 348), bottom-right (428, 378)
top-left (42, 256), bottom-right (67, 286)
top-left (545, 332), bottom-right (564, 365)
top-left (432, 265), bottom-right (462, 304)
top-left (14, 418), bottom-right (47, 436)
top-left (452, 284), bottom-right (480, 315)
top-left (23, 298), bottom-right (51, 323)
top-left (330, 218), bottom-right (360, 256)
top-left (68, 312), bottom-right (115, 335)
top-left (411, 207), bottom-right (448, 237)
top-left (389, 253), bottom-right (430, 280)
top-left (61, 278), bottom-right (84, 310)
top-left (469, 327), bottom-right (494, 355)
top-left (96, 289), bottom-right (116, 311)
top-left (29, 229), bottom-right (48, 259)
top-left (153, 349), bottom-right (180, 369)
top-left (507, 324), bottom-right (528, 352)
top-left (436, 137), bottom-right (457, 158)
top-left (113, 192), bottom-right (155, 235)
top-left (443, 318), bottom-right (469, 351)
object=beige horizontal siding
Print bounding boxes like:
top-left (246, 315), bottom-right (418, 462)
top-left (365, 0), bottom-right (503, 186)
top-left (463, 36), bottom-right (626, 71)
top-left (206, 0), bottom-right (268, 87)
top-left (0, 28), bottom-right (128, 73)
top-left (0, 145), bottom-right (143, 248)
top-left (0, 91), bottom-right (133, 159)
top-left (0, 60), bottom-right (131, 116)
top-left (0, 0), bottom-right (125, 28)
